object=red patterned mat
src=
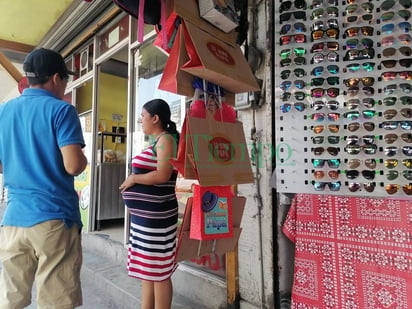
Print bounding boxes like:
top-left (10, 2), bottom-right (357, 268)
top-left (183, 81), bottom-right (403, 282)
top-left (282, 194), bottom-right (412, 309)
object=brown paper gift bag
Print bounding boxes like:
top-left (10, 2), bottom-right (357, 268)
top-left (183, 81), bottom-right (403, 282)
top-left (180, 20), bottom-right (260, 94)
top-left (186, 116), bottom-right (254, 186)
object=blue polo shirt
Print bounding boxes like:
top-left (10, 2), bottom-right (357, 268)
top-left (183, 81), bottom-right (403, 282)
top-left (0, 88), bottom-right (85, 228)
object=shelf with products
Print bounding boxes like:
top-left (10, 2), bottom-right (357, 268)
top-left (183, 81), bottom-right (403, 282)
top-left (274, 0), bottom-right (412, 197)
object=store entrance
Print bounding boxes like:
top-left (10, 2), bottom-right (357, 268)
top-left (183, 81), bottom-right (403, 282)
top-left (93, 45), bottom-right (129, 242)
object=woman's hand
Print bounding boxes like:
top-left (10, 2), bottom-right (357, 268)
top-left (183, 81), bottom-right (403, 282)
top-left (119, 174), bottom-right (136, 193)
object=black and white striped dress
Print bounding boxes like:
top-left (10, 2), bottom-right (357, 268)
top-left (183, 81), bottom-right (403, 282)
top-left (122, 138), bottom-right (178, 281)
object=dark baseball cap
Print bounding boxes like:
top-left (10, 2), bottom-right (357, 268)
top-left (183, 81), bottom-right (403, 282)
top-left (23, 48), bottom-right (74, 79)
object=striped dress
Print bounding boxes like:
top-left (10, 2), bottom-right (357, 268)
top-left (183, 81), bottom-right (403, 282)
top-left (122, 138), bottom-right (178, 281)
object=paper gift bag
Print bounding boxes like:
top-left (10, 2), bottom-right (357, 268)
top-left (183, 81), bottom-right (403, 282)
top-left (169, 115), bottom-right (198, 179)
top-left (175, 196), bottom-right (246, 262)
top-left (186, 116), bottom-right (254, 186)
top-left (180, 20), bottom-right (260, 94)
top-left (157, 25), bottom-right (195, 97)
top-left (190, 185), bottom-right (234, 240)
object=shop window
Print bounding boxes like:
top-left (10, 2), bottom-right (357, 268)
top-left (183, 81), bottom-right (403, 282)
top-left (98, 15), bottom-right (129, 56)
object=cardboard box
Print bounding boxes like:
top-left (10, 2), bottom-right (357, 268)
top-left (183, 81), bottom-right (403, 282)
top-left (199, 0), bottom-right (239, 33)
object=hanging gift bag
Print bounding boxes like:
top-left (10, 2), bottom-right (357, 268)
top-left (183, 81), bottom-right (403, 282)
top-left (190, 185), bottom-right (234, 240)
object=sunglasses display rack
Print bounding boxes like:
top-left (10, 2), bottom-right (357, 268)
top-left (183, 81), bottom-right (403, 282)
top-left (274, 0), bottom-right (412, 197)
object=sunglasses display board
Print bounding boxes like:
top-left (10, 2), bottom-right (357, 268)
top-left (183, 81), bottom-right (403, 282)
top-left (275, 0), bottom-right (412, 197)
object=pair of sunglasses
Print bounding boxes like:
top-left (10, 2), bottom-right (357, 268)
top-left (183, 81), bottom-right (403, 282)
top-left (348, 182), bottom-right (376, 193)
top-left (311, 77), bottom-right (339, 86)
top-left (344, 110), bottom-right (377, 121)
top-left (343, 77), bottom-right (374, 87)
top-left (345, 86), bottom-right (374, 96)
top-left (344, 62), bottom-right (375, 73)
top-left (311, 100), bottom-right (340, 110)
top-left (382, 84), bottom-right (412, 95)
top-left (311, 135), bottom-right (341, 144)
top-left (385, 184), bottom-right (412, 195)
top-left (312, 19), bottom-right (338, 31)
top-left (381, 46), bottom-right (412, 58)
top-left (345, 3), bottom-right (374, 14)
top-left (311, 7), bottom-right (339, 20)
top-left (280, 34), bottom-right (306, 45)
top-left (280, 91), bottom-right (307, 101)
top-left (311, 41), bottom-right (339, 52)
top-left (381, 22), bottom-right (411, 34)
top-left (280, 80), bottom-right (307, 91)
top-left (384, 158), bottom-right (412, 168)
top-left (346, 98), bottom-right (376, 109)
top-left (312, 52), bottom-right (339, 64)
top-left (280, 22), bottom-right (307, 34)
top-left (280, 57), bottom-right (306, 67)
top-left (280, 11), bottom-right (306, 23)
top-left (380, 59), bottom-right (412, 69)
top-left (385, 146), bottom-right (412, 157)
top-left (345, 144), bottom-right (377, 155)
top-left (386, 170), bottom-right (412, 181)
top-left (384, 133), bottom-right (412, 143)
top-left (346, 122), bottom-right (375, 132)
top-left (311, 28), bottom-right (339, 41)
top-left (280, 102), bottom-right (307, 112)
top-left (380, 0), bottom-right (411, 11)
top-left (346, 158), bottom-right (377, 169)
top-left (381, 121), bottom-right (412, 130)
top-left (313, 170), bottom-right (340, 180)
top-left (312, 158), bottom-right (340, 168)
top-left (343, 48), bottom-right (375, 61)
top-left (345, 135), bottom-right (377, 145)
top-left (311, 0), bottom-right (338, 8)
top-left (383, 108), bottom-right (412, 119)
top-left (346, 38), bottom-right (373, 49)
top-left (309, 112), bottom-right (340, 122)
top-left (345, 170), bottom-right (377, 180)
top-left (344, 26), bottom-right (374, 38)
top-left (312, 146), bottom-right (340, 156)
top-left (311, 124), bottom-right (340, 134)
top-left (311, 87), bottom-right (339, 98)
top-left (380, 10), bottom-right (411, 22)
top-left (311, 65), bottom-right (339, 76)
top-left (381, 34), bottom-right (412, 46)
top-left (280, 47), bottom-right (306, 58)
top-left (279, 0), bottom-right (307, 13)
top-left (280, 68), bottom-right (306, 79)
top-left (312, 181), bottom-right (341, 191)
top-left (381, 71), bottom-right (412, 81)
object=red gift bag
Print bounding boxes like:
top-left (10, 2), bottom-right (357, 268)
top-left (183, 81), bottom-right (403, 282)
top-left (190, 185), bottom-right (234, 240)
top-left (157, 24), bottom-right (195, 97)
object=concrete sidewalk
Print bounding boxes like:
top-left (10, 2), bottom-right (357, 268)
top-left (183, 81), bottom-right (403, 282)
top-left (0, 202), bottom-right (204, 309)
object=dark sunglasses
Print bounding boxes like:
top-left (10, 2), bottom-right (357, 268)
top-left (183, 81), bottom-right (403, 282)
top-left (344, 144), bottom-right (377, 155)
top-left (280, 22), bottom-right (307, 34)
top-left (280, 11), bottom-right (306, 23)
top-left (280, 80), bottom-right (307, 91)
top-left (345, 86), bottom-right (374, 96)
top-left (344, 110), bottom-right (377, 121)
top-left (311, 65), bottom-right (339, 76)
top-left (383, 109), bottom-right (412, 119)
top-left (382, 84), bottom-right (412, 95)
top-left (311, 77), bottom-right (339, 86)
top-left (348, 182), bottom-right (376, 193)
top-left (345, 134), bottom-right (377, 145)
top-left (279, 0), bottom-right (307, 13)
top-left (312, 146), bottom-right (340, 156)
top-left (311, 0), bottom-right (338, 8)
top-left (380, 121), bottom-right (412, 130)
top-left (346, 38), bottom-right (373, 49)
top-left (312, 170), bottom-right (340, 180)
top-left (384, 133), bottom-right (412, 144)
top-left (279, 47), bottom-right (307, 58)
top-left (380, 59), bottom-right (412, 69)
top-left (311, 19), bottom-right (339, 31)
top-left (280, 68), bottom-right (307, 79)
top-left (311, 135), bottom-right (341, 144)
top-left (381, 22), bottom-right (411, 34)
top-left (309, 112), bottom-right (340, 122)
top-left (346, 158), bottom-right (377, 169)
top-left (280, 56), bottom-right (307, 67)
top-left (311, 7), bottom-right (339, 20)
top-left (310, 87), bottom-right (339, 98)
top-left (345, 170), bottom-right (377, 180)
top-left (381, 46), bottom-right (412, 57)
top-left (380, 10), bottom-right (411, 22)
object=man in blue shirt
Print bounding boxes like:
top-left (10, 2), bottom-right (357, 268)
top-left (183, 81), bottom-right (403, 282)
top-left (0, 48), bottom-right (87, 308)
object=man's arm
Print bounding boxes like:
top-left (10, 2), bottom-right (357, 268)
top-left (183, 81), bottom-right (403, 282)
top-left (60, 144), bottom-right (87, 176)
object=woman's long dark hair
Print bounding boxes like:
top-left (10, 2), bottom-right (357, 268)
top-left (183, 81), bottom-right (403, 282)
top-left (143, 98), bottom-right (180, 143)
